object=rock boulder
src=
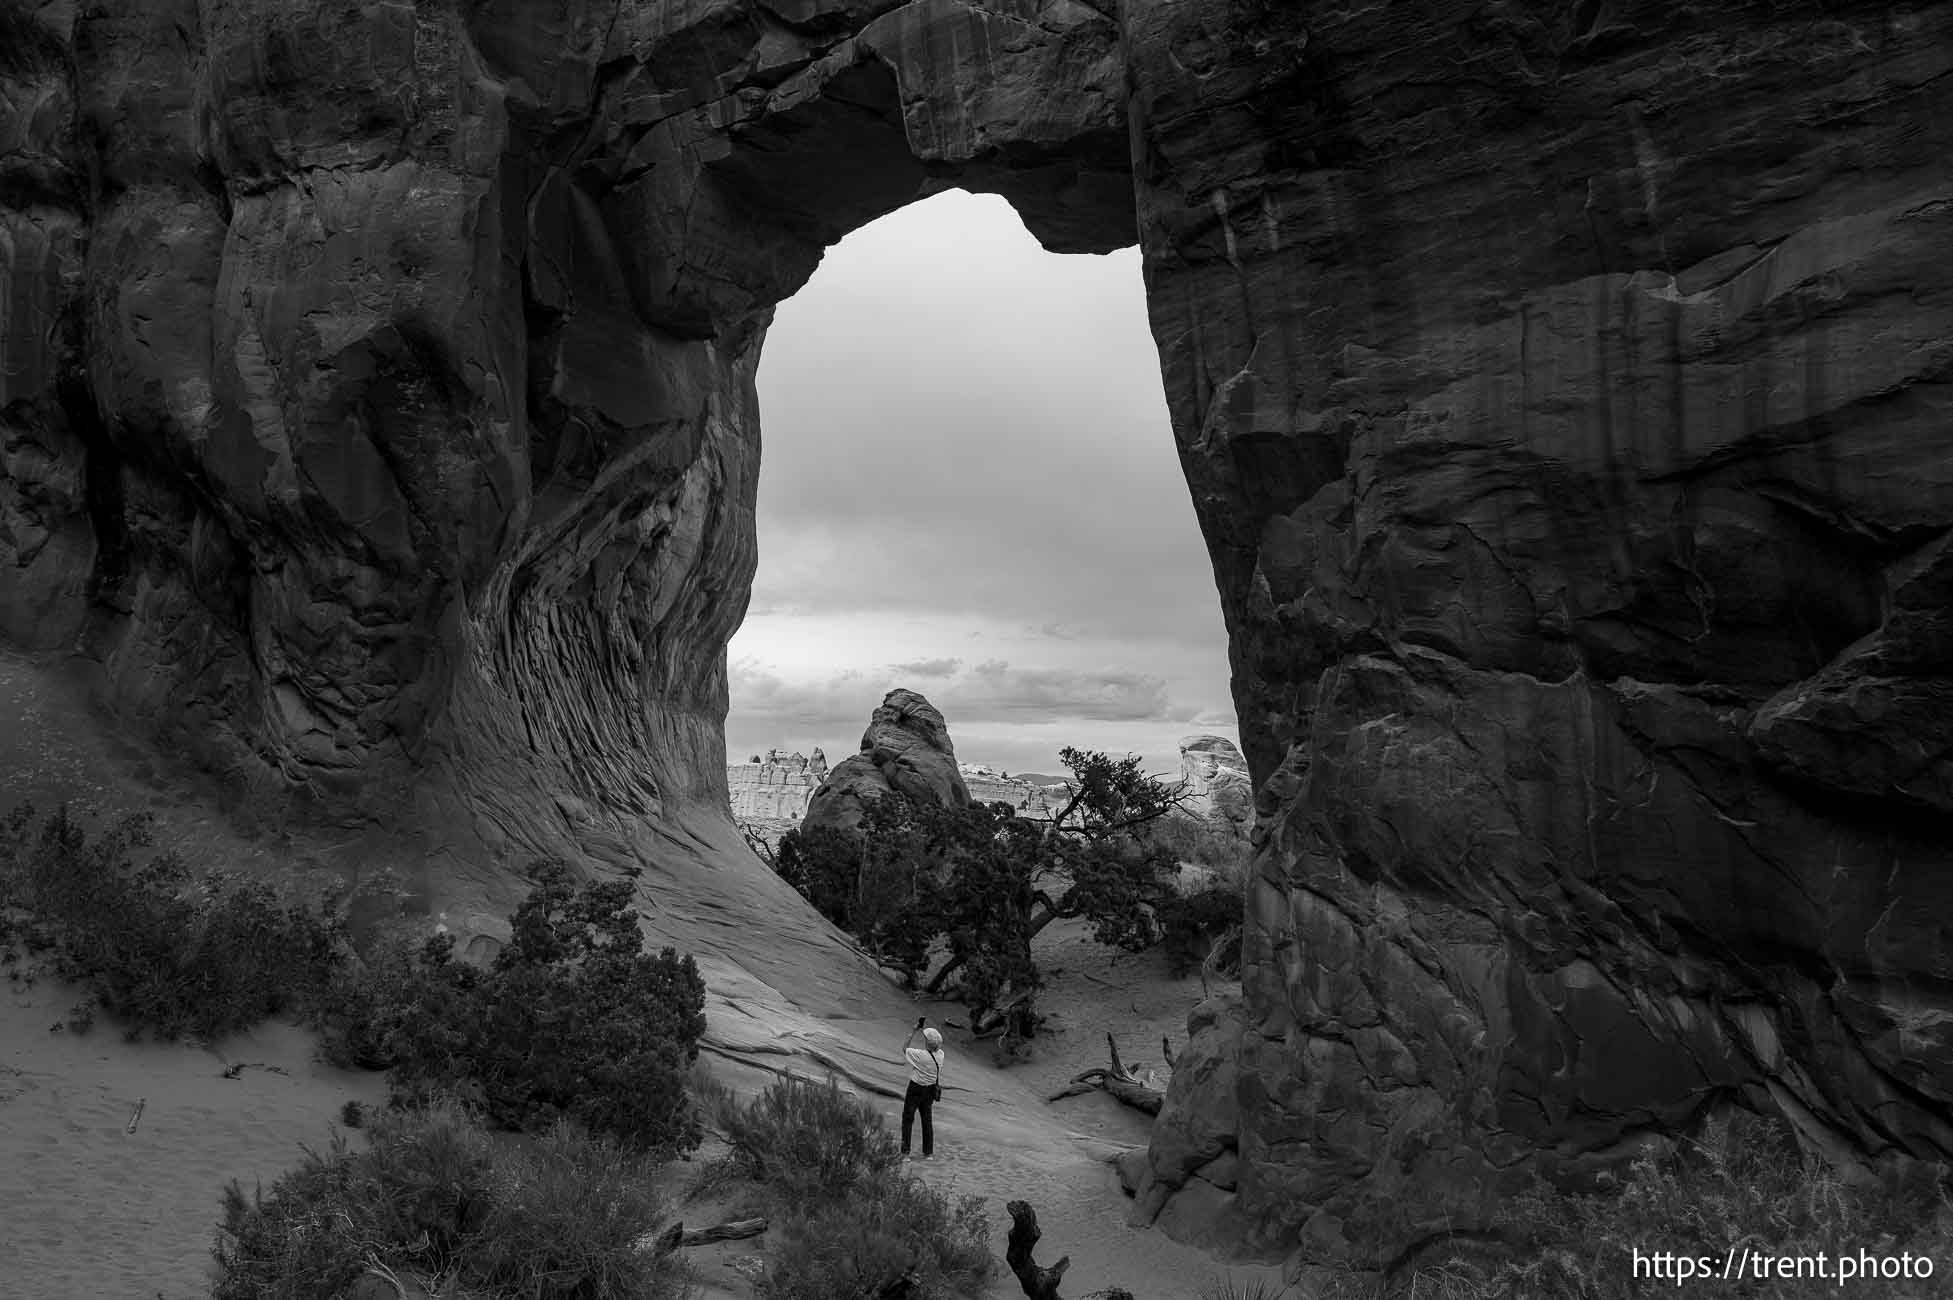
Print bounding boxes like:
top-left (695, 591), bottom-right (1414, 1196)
top-left (802, 689), bottom-right (970, 835)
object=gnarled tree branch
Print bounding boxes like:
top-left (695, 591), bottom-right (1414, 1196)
top-left (1005, 1200), bottom-right (1069, 1299)
top-left (1046, 1033), bottom-right (1165, 1115)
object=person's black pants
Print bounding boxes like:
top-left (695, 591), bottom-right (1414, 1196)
top-left (901, 1081), bottom-right (935, 1156)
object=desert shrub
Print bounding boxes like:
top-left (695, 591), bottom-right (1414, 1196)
top-left (773, 821), bottom-right (874, 933)
top-left (212, 1103), bottom-right (688, 1300)
top-left (721, 1076), bottom-right (993, 1300)
top-left (0, 805), bottom-right (349, 1041)
top-left (339, 862), bottom-right (709, 1155)
top-left (312, 927), bottom-right (455, 1071)
top-left (761, 1175), bottom-right (993, 1300)
top-left (1144, 813), bottom-right (1251, 872)
top-left (723, 1075), bottom-right (903, 1208)
top-left (1158, 879), bottom-right (1244, 978)
top-left (1196, 1278), bottom-right (1277, 1300)
top-left (1349, 1110), bottom-right (1953, 1299)
top-left (770, 747), bottom-right (1194, 1031)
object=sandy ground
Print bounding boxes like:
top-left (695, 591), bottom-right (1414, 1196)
top-left (0, 650), bottom-right (1288, 1298)
top-left (0, 922), bottom-right (1281, 1300)
top-left (0, 974), bottom-right (389, 1300)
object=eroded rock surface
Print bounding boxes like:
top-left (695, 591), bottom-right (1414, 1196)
top-left (1124, 0), bottom-right (1953, 1270)
top-left (0, 0), bottom-right (1129, 909)
top-left (802, 687), bottom-right (970, 834)
top-left (3, 0), bottom-right (1950, 1277)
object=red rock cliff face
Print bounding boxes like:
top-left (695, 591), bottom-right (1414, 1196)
top-left (2, 0), bottom-right (1949, 1273)
top-left (1122, 0), bottom-right (1953, 1269)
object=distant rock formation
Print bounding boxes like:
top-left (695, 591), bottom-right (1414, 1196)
top-left (802, 690), bottom-right (971, 836)
top-left (727, 747), bottom-right (829, 824)
top-left (958, 762), bottom-right (1055, 819)
top-left (1176, 736), bottom-right (1251, 837)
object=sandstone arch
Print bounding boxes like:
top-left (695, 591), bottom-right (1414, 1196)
top-left (3, 0), bottom-right (1952, 1276)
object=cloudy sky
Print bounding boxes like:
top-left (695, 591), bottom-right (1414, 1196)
top-left (725, 190), bottom-right (1237, 781)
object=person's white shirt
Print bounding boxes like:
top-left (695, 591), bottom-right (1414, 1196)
top-left (905, 1044), bottom-right (943, 1086)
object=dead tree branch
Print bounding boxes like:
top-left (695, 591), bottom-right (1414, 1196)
top-left (1045, 1033), bottom-right (1165, 1116)
top-left (638, 1216), bottom-right (768, 1255)
top-left (1005, 1200), bottom-right (1069, 1300)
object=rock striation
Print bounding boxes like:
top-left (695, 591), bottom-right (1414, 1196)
top-left (3, 0), bottom-right (1950, 1278)
top-left (801, 688), bottom-right (970, 835)
top-left (0, 0), bottom-right (1131, 883)
top-left (1175, 735), bottom-right (1251, 837)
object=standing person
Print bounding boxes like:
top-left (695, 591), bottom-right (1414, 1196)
top-left (900, 1016), bottom-right (946, 1159)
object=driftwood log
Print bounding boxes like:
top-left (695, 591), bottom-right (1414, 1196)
top-left (638, 1216), bottom-right (768, 1255)
top-left (1005, 1200), bottom-right (1068, 1300)
top-left (1047, 1034), bottom-right (1165, 1116)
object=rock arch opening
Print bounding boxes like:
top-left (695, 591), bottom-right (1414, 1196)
top-left (727, 188), bottom-right (1235, 805)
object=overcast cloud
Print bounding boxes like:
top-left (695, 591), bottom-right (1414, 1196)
top-left (725, 190), bottom-right (1238, 779)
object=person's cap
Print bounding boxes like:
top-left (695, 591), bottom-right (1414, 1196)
top-left (923, 1027), bottom-right (943, 1046)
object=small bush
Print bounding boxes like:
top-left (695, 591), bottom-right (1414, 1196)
top-left (1361, 1110), bottom-right (1953, 1299)
top-left (0, 806), bottom-right (349, 1041)
top-left (1158, 879), bottom-right (1244, 978)
top-left (761, 1176), bottom-right (992, 1300)
top-left (1144, 813), bottom-right (1251, 872)
top-left (722, 1077), bottom-right (992, 1300)
top-left (337, 862), bottom-right (709, 1155)
top-left (723, 1075), bottom-right (902, 1209)
top-left (212, 1104), bottom-right (689, 1300)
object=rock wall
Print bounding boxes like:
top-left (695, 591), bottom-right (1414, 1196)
top-left (1124, 0), bottom-right (1953, 1270)
top-left (3, 0), bottom-right (1950, 1276)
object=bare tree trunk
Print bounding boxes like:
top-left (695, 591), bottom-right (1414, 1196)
top-left (739, 823), bottom-right (778, 868)
top-left (638, 1217), bottom-right (768, 1255)
top-left (1046, 1034), bottom-right (1166, 1115)
top-left (924, 951), bottom-right (965, 995)
top-left (1005, 1200), bottom-right (1069, 1300)
top-left (927, 900), bottom-right (1058, 996)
